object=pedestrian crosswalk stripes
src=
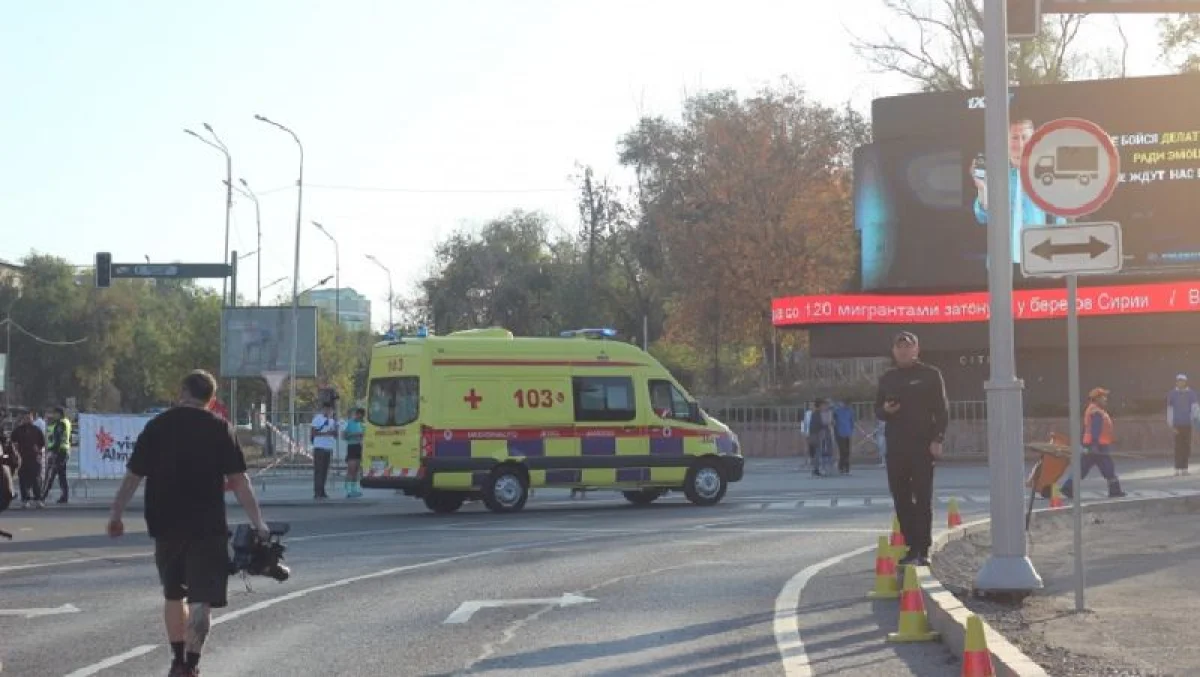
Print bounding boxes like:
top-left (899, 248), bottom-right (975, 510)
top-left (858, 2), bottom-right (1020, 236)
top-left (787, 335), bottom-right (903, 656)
top-left (730, 488), bottom-right (1199, 511)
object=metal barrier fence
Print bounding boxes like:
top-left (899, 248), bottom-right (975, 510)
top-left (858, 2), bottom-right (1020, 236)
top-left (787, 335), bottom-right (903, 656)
top-left (703, 401), bottom-right (988, 459)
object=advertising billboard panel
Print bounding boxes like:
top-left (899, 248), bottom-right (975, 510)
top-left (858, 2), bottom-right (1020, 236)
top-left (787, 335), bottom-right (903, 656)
top-left (858, 74), bottom-right (1200, 291)
top-left (220, 306), bottom-right (318, 378)
top-left (773, 279), bottom-right (1200, 327)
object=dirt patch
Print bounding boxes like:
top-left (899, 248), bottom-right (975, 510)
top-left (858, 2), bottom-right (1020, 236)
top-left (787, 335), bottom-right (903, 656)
top-left (932, 509), bottom-right (1200, 677)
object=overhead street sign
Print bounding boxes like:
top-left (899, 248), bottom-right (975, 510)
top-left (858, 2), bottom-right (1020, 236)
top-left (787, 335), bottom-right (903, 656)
top-left (1019, 117), bottom-right (1120, 219)
top-left (1043, 1), bottom-right (1200, 12)
top-left (1021, 222), bottom-right (1123, 278)
top-left (110, 263), bottom-right (232, 279)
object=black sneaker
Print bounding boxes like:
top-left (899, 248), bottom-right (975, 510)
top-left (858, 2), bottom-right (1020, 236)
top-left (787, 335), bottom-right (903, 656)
top-left (898, 553), bottom-right (918, 566)
top-left (915, 553), bottom-right (931, 566)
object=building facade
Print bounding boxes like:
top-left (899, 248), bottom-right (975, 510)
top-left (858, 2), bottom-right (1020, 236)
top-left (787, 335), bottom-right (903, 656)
top-left (299, 288), bottom-right (371, 332)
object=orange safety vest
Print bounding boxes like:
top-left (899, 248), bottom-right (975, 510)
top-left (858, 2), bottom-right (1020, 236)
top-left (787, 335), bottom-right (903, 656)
top-left (1081, 403), bottom-right (1114, 446)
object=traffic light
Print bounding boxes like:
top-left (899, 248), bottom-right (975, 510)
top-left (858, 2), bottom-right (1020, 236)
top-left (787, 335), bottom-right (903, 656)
top-left (95, 252), bottom-right (112, 288)
top-left (1007, 0), bottom-right (1041, 39)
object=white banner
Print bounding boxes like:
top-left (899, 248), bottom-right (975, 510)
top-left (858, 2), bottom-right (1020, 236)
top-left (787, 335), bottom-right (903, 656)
top-left (78, 414), bottom-right (154, 479)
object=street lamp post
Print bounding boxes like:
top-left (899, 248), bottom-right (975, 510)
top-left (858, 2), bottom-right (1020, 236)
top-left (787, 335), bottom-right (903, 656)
top-left (183, 125), bottom-right (233, 305)
top-left (365, 255), bottom-right (393, 332)
top-left (255, 114), bottom-right (304, 444)
top-left (234, 179), bottom-right (263, 306)
top-left (185, 123), bottom-right (236, 422)
top-left (312, 221), bottom-right (340, 328)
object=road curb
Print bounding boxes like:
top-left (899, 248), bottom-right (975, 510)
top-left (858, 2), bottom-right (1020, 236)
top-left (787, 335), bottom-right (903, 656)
top-left (923, 492), bottom-right (1200, 677)
top-left (922, 516), bottom-right (1049, 677)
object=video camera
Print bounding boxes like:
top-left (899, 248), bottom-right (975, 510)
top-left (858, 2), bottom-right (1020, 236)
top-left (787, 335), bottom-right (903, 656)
top-left (228, 522), bottom-right (291, 583)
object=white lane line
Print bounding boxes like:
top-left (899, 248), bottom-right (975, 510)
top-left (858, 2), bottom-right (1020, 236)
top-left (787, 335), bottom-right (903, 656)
top-left (774, 543), bottom-right (876, 677)
top-left (766, 501), bottom-right (801, 510)
top-left (0, 552), bottom-right (153, 574)
top-left (62, 645), bottom-right (158, 677)
top-left (60, 531), bottom-right (618, 677)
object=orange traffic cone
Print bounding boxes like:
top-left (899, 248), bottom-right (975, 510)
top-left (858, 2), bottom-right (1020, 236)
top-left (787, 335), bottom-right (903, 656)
top-left (889, 514), bottom-right (908, 560)
top-left (961, 615), bottom-right (995, 676)
top-left (1049, 484), bottom-right (1065, 508)
top-left (947, 497), bottom-right (963, 528)
top-left (887, 565), bottom-right (940, 643)
top-left (867, 535), bottom-right (900, 599)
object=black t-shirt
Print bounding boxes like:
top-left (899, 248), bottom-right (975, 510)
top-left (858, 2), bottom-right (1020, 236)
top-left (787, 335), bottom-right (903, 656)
top-left (127, 406), bottom-right (247, 540)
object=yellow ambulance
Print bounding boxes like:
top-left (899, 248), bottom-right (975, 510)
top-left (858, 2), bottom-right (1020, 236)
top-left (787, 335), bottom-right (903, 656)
top-left (360, 327), bottom-right (744, 513)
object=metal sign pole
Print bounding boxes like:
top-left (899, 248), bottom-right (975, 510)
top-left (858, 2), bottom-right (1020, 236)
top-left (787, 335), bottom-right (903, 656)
top-left (976, 0), bottom-right (1044, 593)
top-left (1066, 270), bottom-right (1085, 611)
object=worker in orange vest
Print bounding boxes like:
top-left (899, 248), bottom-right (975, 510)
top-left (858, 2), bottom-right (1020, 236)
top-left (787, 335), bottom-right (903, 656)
top-left (1061, 387), bottom-right (1126, 499)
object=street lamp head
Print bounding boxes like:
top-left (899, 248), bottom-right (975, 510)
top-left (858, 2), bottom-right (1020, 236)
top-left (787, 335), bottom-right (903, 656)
top-left (254, 114), bottom-right (268, 122)
top-left (239, 178), bottom-right (249, 187)
top-left (203, 122), bottom-right (214, 133)
top-left (184, 128), bottom-right (200, 138)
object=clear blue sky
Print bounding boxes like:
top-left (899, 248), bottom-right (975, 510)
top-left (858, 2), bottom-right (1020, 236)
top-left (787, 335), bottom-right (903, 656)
top-left (0, 1), bottom-right (1168, 326)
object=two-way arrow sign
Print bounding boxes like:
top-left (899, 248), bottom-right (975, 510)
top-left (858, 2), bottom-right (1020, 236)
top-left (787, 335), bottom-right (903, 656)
top-left (443, 593), bottom-right (596, 624)
top-left (1021, 222), bottom-right (1123, 278)
top-left (1030, 235), bottom-right (1111, 261)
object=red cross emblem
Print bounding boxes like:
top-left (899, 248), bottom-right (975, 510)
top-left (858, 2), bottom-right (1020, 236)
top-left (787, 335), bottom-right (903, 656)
top-left (463, 388), bottom-right (483, 409)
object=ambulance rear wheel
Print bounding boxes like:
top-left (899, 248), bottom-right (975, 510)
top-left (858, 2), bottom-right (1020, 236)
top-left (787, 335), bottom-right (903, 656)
top-left (622, 489), bottom-right (663, 506)
top-left (483, 465), bottom-right (529, 513)
top-left (423, 491), bottom-right (465, 514)
top-left (684, 461), bottom-right (727, 507)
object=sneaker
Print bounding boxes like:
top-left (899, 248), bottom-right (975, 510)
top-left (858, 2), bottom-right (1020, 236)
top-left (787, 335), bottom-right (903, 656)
top-left (915, 553), bottom-right (931, 566)
top-left (167, 663), bottom-right (189, 677)
top-left (56, 497), bottom-right (68, 505)
top-left (898, 553), bottom-right (919, 567)
top-left (21, 501), bottom-right (31, 509)
top-left (35, 501), bottom-right (45, 509)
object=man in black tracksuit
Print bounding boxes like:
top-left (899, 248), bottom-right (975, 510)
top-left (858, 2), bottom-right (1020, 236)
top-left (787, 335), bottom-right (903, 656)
top-left (875, 331), bottom-right (948, 566)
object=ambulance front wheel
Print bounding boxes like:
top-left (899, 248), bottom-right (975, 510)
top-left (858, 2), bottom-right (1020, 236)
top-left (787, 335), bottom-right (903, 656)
top-left (684, 460), bottom-right (728, 507)
top-left (483, 465), bottom-right (530, 513)
top-left (423, 491), bottom-right (465, 514)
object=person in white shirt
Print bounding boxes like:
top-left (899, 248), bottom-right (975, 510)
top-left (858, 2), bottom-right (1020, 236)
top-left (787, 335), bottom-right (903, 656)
top-left (32, 411), bottom-right (46, 436)
top-left (310, 403), bottom-right (337, 500)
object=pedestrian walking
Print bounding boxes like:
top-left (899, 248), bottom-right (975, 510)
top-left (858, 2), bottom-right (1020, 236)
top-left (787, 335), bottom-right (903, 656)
top-left (833, 400), bottom-right (855, 475)
top-left (875, 331), bottom-right (948, 566)
top-left (11, 411), bottom-right (45, 508)
top-left (342, 407), bottom-right (365, 498)
top-left (44, 407), bottom-right (71, 504)
top-left (310, 403), bottom-right (337, 500)
top-left (1167, 374), bottom-right (1198, 476)
top-left (106, 370), bottom-right (270, 677)
top-left (1061, 387), bottom-right (1127, 499)
top-left (808, 399), bottom-right (835, 476)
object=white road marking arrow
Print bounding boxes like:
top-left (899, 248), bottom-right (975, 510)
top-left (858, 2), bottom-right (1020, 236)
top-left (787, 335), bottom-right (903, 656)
top-left (0, 603), bottom-right (81, 618)
top-left (443, 593), bottom-right (595, 624)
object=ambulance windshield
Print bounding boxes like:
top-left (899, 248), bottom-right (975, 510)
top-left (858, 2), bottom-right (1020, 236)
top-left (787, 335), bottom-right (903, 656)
top-left (368, 377), bottom-right (420, 427)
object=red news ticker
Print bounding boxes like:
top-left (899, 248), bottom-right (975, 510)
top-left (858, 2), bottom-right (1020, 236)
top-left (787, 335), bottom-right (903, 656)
top-left (772, 280), bottom-right (1200, 326)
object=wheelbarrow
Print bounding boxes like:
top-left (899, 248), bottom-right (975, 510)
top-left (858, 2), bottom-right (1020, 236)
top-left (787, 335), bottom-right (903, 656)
top-left (1025, 432), bottom-right (1072, 530)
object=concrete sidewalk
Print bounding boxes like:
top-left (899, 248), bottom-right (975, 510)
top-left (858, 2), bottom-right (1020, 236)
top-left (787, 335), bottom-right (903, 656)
top-left (934, 506), bottom-right (1198, 676)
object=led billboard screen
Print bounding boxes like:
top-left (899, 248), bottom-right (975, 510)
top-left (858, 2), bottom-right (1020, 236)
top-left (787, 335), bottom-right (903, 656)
top-left (858, 74), bottom-right (1200, 291)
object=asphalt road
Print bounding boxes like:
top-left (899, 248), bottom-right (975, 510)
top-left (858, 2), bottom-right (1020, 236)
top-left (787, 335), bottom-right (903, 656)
top-left (1, 460), bottom-right (1193, 677)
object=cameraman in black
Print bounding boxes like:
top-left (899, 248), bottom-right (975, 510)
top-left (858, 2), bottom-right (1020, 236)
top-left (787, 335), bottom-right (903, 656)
top-left (875, 331), bottom-right (948, 567)
top-left (107, 370), bottom-right (269, 677)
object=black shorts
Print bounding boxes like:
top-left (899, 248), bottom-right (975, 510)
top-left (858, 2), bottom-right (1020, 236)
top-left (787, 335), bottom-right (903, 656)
top-left (154, 535), bottom-right (231, 608)
top-left (346, 444), bottom-right (363, 461)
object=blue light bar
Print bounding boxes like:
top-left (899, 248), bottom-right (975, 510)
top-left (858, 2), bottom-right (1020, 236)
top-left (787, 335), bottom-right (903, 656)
top-left (559, 327), bottom-right (618, 339)
top-left (416, 324), bottom-right (428, 338)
